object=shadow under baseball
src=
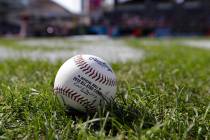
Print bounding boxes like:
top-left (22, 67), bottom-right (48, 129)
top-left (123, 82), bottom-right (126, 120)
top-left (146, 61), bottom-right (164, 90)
top-left (65, 93), bottom-right (156, 136)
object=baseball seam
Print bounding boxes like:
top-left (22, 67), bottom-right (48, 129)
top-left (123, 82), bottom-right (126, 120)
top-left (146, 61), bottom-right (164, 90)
top-left (74, 55), bottom-right (116, 87)
top-left (54, 86), bottom-right (96, 111)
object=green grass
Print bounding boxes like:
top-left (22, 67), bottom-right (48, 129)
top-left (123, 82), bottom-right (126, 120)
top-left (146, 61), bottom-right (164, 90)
top-left (0, 38), bottom-right (210, 139)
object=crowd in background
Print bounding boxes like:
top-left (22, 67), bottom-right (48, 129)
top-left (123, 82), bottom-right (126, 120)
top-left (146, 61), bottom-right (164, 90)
top-left (88, 6), bottom-right (210, 37)
top-left (1, 1), bottom-right (210, 37)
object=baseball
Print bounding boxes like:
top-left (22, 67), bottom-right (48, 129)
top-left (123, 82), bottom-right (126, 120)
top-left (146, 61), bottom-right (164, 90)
top-left (54, 54), bottom-right (117, 112)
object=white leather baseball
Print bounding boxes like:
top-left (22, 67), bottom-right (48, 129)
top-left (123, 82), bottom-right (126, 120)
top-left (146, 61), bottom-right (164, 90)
top-left (54, 54), bottom-right (117, 112)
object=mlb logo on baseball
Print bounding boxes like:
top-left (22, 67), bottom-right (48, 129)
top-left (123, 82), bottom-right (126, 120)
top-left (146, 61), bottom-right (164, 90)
top-left (54, 54), bottom-right (117, 112)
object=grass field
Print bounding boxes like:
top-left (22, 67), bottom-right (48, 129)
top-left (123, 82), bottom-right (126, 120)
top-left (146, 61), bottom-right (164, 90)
top-left (0, 38), bottom-right (210, 139)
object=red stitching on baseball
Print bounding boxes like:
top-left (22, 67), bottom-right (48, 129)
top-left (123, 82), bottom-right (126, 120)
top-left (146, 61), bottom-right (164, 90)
top-left (74, 55), bottom-right (116, 87)
top-left (89, 69), bottom-right (95, 77)
top-left (80, 98), bottom-right (88, 104)
top-left (75, 59), bottom-right (83, 62)
top-left (99, 74), bottom-right (104, 83)
top-left (77, 61), bottom-right (86, 65)
top-left (77, 97), bottom-right (84, 102)
top-left (102, 76), bottom-right (107, 84)
top-left (65, 88), bottom-right (70, 93)
top-left (74, 94), bottom-right (80, 100)
top-left (82, 65), bottom-right (91, 72)
top-left (74, 58), bottom-right (84, 62)
top-left (74, 56), bottom-right (82, 61)
top-left (106, 78), bottom-right (110, 85)
top-left (54, 86), bottom-right (96, 111)
top-left (70, 92), bottom-right (77, 99)
top-left (80, 64), bottom-right (88, 69)
top-left (92, 71), bottom-right (98, 79)
top-left (74, 58), bottom-right (82, 62)
top-left (76, 61), bottom-right (86, 67)
top-left (85, 67), bottom-right (93, 74)
top-left (95, 73), bottom-right (101, 81)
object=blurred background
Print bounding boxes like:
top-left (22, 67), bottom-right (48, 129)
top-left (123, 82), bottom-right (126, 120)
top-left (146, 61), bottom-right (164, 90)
top-left (1, 0), bottom-right (210, 38)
